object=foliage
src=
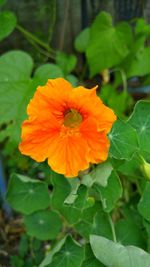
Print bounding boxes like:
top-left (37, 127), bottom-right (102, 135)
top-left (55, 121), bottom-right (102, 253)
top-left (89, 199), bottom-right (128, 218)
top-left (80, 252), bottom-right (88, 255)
top-left (1, 3), bottom-right (150, 267)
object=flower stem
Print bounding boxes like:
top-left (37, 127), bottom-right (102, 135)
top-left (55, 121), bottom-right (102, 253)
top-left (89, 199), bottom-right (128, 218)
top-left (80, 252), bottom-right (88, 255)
top-left (107, 213), bottom-right (117, 243)
top-left (16, 24), bottom-right (56, 58)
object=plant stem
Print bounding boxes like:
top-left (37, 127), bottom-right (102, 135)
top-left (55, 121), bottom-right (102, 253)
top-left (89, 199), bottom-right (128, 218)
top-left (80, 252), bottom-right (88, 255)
top-left (59, 0), bottom-right (70, 50)
top-left (25, 34), bottom-right (55, 60)
top-left (112, 68), bottom-right (127, 92)
top-left (16, 24), bottom-right (56, 57)
top-left (107, 213), bottom-right (117, 243)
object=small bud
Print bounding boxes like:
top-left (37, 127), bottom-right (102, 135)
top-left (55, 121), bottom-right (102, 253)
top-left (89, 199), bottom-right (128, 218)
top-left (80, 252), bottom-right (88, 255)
top-left (87, 197), bottom-right (95, 206)
top-left (142, 159), bottom-right (150, 179)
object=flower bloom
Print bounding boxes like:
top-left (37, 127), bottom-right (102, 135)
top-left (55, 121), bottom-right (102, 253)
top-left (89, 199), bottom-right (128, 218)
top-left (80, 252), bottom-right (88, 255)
top-left (19, 78), bottom-right (116, 177)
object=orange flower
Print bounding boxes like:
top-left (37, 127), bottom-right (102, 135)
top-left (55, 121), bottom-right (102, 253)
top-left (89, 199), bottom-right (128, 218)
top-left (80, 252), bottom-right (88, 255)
top-left (19, 78), bottom-right (116, 177)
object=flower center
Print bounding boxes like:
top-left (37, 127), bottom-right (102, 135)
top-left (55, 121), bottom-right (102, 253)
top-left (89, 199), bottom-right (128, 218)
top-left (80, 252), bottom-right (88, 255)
top-left (63, 109), bottom-right (82, 128)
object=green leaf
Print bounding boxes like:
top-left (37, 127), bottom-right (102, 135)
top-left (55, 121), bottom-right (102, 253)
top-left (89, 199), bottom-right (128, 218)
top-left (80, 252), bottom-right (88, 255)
top-left (128, 100), bottom-right (150, 154)
top-left (40, 237), bottom-right (67, 267)
top-left (66, 74), bottom-right (78, 87)
top-left (0, 0), bottom-right (6, 6)
top-left (100, 85), bottom-right (133, 117)
top-left (86, 12), bottom-right (130, 76)
top-left (6, 173), bottom-right (50, 215)
top-left (90, 235), bottom-right (150, 267)
top-left (75, 203), bottom-right (113, 240)
top-left (95, 171), bottom-right (122, 212)
top-left (92, 161), bottom-right (113, 187)
top-left (24, 210), bottom-right (62, 240)
top-left (62, 185), bottom-right (88, 224)
top-left (41, 235), bottom-right (84, 267)
top-left (0, 50), bottom-right (34, 144)
top-left (116, 218), bottom-right (146, 248)
top-left (56, 51), bottom-right (77, 75)
top-left (64, 178), bottom-right (80, 204)
top-left (81, 245), bottom-right (104, 267)
top-left (118, 157), bottom-right (142, 179)
top-left (74, 28), bottom-right (90, 52)
top-left (19, 234), bottom-right (28, 257)
top-left (51, 174), bottom-right (89, 224)
top-left (91, 210), bottom-right (113, 240)
top-left (109, 120), bottom-right (138, 160)
top-left (135, 18), bottom-right (150, 37)
top-left (138, 181), bottom-right (150, 222)
top-left (51, 173), bottom-right (71, 210)
top-left (0, 50), bottom-right (33, 81)
top-left (75, 203), bottom-right (100, 239)
top-left (33, 63), bottom-right (64, 85)
top-left (127, 47), bottom-right (150, 77)
top-left (10, 256), bottom-right (24, 267)
top-left (0, 11), bottom-right (17, 41)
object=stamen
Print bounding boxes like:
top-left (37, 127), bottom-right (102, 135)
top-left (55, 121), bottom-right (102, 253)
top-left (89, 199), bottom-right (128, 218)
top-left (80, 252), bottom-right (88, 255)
top-left (64, 109), bottom-right (82, 128)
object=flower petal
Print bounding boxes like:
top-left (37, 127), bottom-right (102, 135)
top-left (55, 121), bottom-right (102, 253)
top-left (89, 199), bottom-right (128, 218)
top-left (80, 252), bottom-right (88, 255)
top-left (27, 78), bottom-right (73, 123)
top-left (47, 128), bottom-right (89, 177)
top-left (80, 117), bottom-right (110, 163)
top-left (19, 116), bottom-right (60, 162)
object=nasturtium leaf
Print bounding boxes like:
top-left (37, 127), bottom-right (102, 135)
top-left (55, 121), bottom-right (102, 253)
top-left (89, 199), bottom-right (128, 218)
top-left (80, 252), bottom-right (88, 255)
top-left (51, 173), bottom-right (88, 224)
top-left (62, 185), bottom-right (88, 224)
top-left (91, 210), bottom-right (113, 240)
top-left (100, 85), bottom-right (133, 117)
top-left (138, 181), bottom-right (150, 222)
top-left (143, 219), bottom-right (150, 237)
top-left (51, 172), bottom-right (71, 210)
top-left (18, 234), bottom-right (28, 258)
top-left (64, 178), bottom-right (80, 204)
top-left (90, 235), bottom-right (150, 267)
top-left (33, 63), bottom-right (63, 85)
top-left (40, 237), bottom-right (67, 267)
top-left (118, 157), bottom-right (142, 179)
top-left (6, 173), bottom-right (50, 215)
top-left (116, 218), bottom-right (146, 248)
top-left (74, 28), bottom-right (90, 52)
top-left (76, 202), bottom-right (112, 240)
top-left (66, 74), bottom-right (78, 86)
top-left (81, 161), bottom-right (113, 188)
top-left (0, 11), bottom-right (17, 41)
top-left (0, 50), bottom-right (34, 144)
top-left (86, 12), bottom-right (130, 76)
top-left (40, 235), bottom-right (84, 267)
top-left (56, 51), bottom-right (77, 75)
top-left (135, 18), bottom-right (150, 36)
top-left (0, 50), bottom-right (33, 81)
top-left (81, 245), bottom-right (104, 267)
top-left (92, 161), bottom-right (113, 187)
top-left (109, 119), bottom-right (138, 160)
top-left (127, 47), bottom-right (150, 77)
top-left (128, 100), bottom-right (150, 154)
top-left (95, 171), bottom-right (122, 212)
top-left (24, 210), bottom-right (62, 240)
top-left (75, 203), bottom-right (101, 239)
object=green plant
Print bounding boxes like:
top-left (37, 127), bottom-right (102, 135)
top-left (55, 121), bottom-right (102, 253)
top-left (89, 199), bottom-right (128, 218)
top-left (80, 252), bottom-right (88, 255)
top-left (1, 3), bottom-right (150, 266)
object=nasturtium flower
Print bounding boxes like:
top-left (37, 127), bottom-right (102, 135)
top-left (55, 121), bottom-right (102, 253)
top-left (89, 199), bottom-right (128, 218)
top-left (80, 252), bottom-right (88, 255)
top-left (19, 78), bottom-right (116, 177)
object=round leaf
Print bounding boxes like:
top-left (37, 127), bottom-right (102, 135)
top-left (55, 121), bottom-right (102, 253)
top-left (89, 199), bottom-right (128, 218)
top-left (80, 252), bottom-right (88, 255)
top-left (90, 235), bottom-right (150, 267)
top-left (0, 11), bottom-right (17, 41)
top-left (138, 181), bottom-right (150, 222)
top-left (43, 235), bottom-right (84, 267)
top-left (128, 100), bottom-right (150, 154)
top-left (86, 12), bottom-right (130, 76)
top-left (109, 120), bottom-right (138, 160)
top-left (33, 63), bottom-right (63, 85)
top-left (74, 28), bottom-right (90, 52)
top-left (6, 174), bottom-right (50, 215)
top-left (24, 210), bottom-right (62, 240)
